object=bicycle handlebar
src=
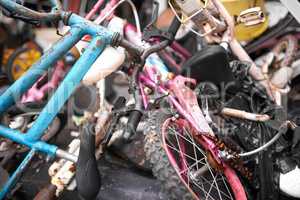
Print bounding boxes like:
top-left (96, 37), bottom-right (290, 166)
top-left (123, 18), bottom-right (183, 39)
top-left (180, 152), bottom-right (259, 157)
top-left (0, 0), bottom-right (62, 23)
top-left (0, 0), bottom-right (178, 66)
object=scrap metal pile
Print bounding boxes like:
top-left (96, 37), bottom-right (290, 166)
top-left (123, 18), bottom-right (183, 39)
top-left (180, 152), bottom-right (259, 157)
top-left (0, 0), bottom-right (300, 200)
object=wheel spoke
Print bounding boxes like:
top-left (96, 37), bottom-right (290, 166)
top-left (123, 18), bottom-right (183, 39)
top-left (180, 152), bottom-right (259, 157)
top-left (163, 120), bottom-right (235, 200)
top-left (166, 142), bottom-right (206, 165)
top-left (168, 126), bottom-right (206, 155)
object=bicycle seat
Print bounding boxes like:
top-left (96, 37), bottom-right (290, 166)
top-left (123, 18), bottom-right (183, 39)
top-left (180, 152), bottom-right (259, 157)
top-left (181, 45), bottom-right (234, 86)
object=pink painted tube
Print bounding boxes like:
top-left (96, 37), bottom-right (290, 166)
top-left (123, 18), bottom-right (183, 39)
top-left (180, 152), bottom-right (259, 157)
top-left (85, 0), bottom-right (105, 20)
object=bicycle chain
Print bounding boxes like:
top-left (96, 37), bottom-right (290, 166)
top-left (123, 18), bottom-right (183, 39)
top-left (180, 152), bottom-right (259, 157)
top-left (207, 135), bottom-right (253, 180)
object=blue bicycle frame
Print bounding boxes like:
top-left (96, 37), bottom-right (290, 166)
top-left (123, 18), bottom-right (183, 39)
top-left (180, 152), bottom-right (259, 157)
top-left (0, 0), bottom-right (118, 198)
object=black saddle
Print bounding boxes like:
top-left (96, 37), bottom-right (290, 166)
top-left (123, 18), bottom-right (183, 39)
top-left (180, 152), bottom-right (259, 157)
top-left (181, 45), bottom-right (234, 86)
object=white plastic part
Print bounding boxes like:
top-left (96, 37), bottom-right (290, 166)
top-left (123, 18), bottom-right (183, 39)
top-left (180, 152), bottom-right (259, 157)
top-left (280, 0), bottom-right (300, 24)
top-left (280, 166), bottom-right (300, 198)
top-left (82, 46), bottom-right (125, 85)
top-left (271, 67), bottom-right (293, 89)
top-left (265, 1), bottom-right (288, 28)
top-left (77, 17), bottom-right (126, 86)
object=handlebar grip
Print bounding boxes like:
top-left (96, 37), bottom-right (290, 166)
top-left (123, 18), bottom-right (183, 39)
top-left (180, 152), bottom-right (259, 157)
top-left (123, 110), bottom-right (143, 142)
top-left (168, 16), bottom-right (181, 39)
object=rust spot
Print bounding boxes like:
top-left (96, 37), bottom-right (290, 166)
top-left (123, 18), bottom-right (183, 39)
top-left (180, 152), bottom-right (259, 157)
top-left (207, 152), bottom-right (224, 172)
top-left (69, 164), bottom-right (76, 172)
top-left (96, 40), bottom-right (102, 47)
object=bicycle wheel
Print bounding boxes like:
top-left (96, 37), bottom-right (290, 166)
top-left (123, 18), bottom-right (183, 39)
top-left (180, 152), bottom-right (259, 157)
top-left (6, 46), bottom-right (42, 82)
top-left (144, 110), bottom-right (247, 200)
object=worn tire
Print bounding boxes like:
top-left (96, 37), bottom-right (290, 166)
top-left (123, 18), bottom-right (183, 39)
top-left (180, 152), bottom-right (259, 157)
top-left (6, 45), bottom-right (42, 82)
top-left (144, 110), bottom-right (194, 200)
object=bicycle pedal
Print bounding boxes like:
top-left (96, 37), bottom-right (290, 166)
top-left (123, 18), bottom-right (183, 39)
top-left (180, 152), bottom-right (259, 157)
top-left (236, 7), bottom-right (265, 26)
top-left (76, 123), bottom-right (101, 200)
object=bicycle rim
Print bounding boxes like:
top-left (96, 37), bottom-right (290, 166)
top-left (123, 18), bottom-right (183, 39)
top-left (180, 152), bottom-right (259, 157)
top-left (161, 117), bottom-right (246, 200)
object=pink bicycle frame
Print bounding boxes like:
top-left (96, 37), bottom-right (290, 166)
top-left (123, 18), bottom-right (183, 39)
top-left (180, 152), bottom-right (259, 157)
top-left (124, 16), bottom-right (246, 199)
top-left (21, 61), bottom-right (66, 103)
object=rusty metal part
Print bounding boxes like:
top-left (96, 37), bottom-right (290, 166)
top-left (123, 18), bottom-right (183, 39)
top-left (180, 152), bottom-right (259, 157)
top-left (172, 0), bottom-right (275, 102)
top-left (211, 136), bottom-right (253, 180)
top-left (0, 1), bottom-right (63, 23)
top-left (206, 151), bottom-right (224, 172)
top-left (169, 0), bottom-right (226, 37)
top-left (110, 131), bottom-right (151, 170)
top-left (168, 75), bottom-right (214, 135)
top-left (46, 139), bottom-right (80, 197)
top-left (187, 123), bottom-right (252, 180)
top-left (51, 154), bottom-right (78, 196)
top-left (95, 111), bottom-right (113, 145)
top-left (221, 107), bottom-right (271, 122)
top-left (33, 184), bottom-right (57, 200)
top-left (69, 46), bottom-right (81, 60)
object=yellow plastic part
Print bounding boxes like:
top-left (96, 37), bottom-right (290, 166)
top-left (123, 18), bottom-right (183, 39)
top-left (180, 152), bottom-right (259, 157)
top-left (221, 0), bottom-right (269, 41)
top-left (11, 48), bottom-right (41, 81)
top-left (2, 49), bottom-right (14, 66)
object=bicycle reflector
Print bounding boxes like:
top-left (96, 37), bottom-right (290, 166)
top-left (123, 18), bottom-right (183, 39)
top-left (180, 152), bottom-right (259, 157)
top-left (168, 0), bottom-right (217, 37)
